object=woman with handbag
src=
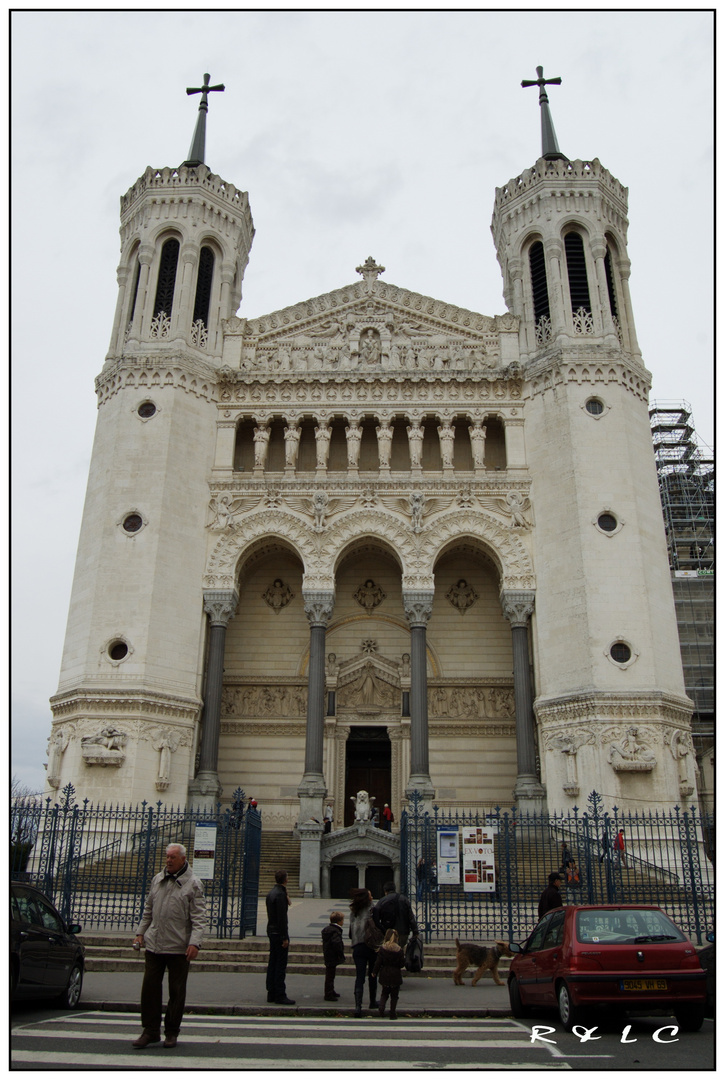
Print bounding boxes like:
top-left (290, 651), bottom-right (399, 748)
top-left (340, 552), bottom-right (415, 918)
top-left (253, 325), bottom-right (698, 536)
top-left (348, 888), bottom-right (380, 1017)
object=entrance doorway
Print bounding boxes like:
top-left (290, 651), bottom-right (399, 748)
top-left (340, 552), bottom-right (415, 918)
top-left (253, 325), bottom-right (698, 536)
top-left (365, 865), bottom-right (391, 900)
top-left (344, 727), bottom-right (391, 827)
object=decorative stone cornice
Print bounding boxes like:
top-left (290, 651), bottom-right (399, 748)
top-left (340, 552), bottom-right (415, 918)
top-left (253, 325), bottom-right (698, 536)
top-left (203, 589), bottom-right (239, 627)
top-left (534, 690), bottom-right (694, 727)
top-left (96, 355), bottom-right (218, 405)
top-left (220, 721), bottom-right (307, 737)
top-left (525, 352), bottom-right (650, 403)
top-left (303, 591), bottom-right (335, 627)
top-left (49, 688), bottom-right (201, 723)
top-left (500, 590), bottom-right (535, 627)
top-left (402, 591), bottom-right (434, 627)
top-left (428, 722), bottom-right (516, 738)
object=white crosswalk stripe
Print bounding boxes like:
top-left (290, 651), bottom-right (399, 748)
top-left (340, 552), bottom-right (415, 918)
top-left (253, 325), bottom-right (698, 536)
top-left (12, 1012), bottom-right (574, 1070)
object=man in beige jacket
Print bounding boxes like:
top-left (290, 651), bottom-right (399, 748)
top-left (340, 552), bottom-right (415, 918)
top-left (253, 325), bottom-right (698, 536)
top-left (131, 843), bottom-right (206, 1049)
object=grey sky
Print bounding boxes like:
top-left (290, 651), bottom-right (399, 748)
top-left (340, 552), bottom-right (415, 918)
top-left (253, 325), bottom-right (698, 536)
top-left (11, 10), bottom-right (714, 792)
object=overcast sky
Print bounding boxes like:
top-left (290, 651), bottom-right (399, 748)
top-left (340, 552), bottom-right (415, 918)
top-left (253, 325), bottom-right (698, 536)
top-left (11, 10), bottom-right (714, 793)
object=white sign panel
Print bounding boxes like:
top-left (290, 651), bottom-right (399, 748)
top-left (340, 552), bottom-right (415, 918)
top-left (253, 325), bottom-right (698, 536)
top-left (436, 828), bottom-right (460, 885)
top-left (461, 825), bottom-right (496, 893)
top-left (193, 821), bottom-right (218, 881)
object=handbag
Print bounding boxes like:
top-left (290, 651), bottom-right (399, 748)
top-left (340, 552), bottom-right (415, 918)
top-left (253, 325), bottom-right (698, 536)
top-left (405, 935), bottom-right (424, 973)
top-left (364, 914), bottom-right (384, 951)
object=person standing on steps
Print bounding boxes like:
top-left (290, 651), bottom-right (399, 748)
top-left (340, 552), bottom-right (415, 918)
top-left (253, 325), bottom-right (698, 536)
top-left (265, 869), bottom-right (295, 1005)
top-left (373, 880), bottom-right (419, 951)
top-left (348, 887), bottom-right (379, 1016)
top-left (131, 843), bottom-right (206, 1050)
top-left (321, 911), bottom-right (345, 1000)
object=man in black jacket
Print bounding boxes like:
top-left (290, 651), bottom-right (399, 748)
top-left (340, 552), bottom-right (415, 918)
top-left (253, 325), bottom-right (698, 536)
top-left (265, 869), bottom-right (294, 1004)
top-left (373, 881), bottom-right (419, 950)
top-left (537, 872), bottom-right (564, 920)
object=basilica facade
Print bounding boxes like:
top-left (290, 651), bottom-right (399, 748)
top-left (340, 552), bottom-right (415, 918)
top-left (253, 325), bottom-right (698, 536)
top-left (47, 81), bottom-right (697, 884)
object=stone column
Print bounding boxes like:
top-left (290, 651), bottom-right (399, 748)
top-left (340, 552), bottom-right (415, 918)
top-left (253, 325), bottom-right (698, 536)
top-left (403, 591), bottom-right (435, 802)
top-left (617, 259), bottom-right (642, 360)
top-left (543, 238), bottom-right (567, 340)
top-left (189, 589), bottom-right (239, 809)
top-left (131, 243), bottom-right (154, 343)
top-left (501, 590), bottom-right (546, 810)
top-left (298, 591), bottom-right (334, 821)
top-left (591, 239), bottom-right (617, 339)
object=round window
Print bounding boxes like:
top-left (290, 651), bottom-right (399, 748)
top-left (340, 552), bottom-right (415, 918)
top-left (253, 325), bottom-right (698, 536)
top-left (109, 641), bottom-right (129, 661)
top-left (610, 642), bottom-right (632, 664)
top-left (585, 398), bottom-right (604, 416)
top-left (138, 401), bottom-right (156, 419)
top-left (122, 514), bottom-right (143, 533)
top-left (598, 513), bottom-right (618, 533)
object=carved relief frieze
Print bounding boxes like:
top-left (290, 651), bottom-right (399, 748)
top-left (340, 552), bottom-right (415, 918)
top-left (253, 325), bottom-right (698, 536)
top-left (219, 720), bottom-right (308, 738)
top-left (80, 726), bottom-right (128, 767)
top-left (428, 722), bottom-right (516, 738)
top-left (604, 725), bottom-right (657, 772)
top-left (221, 683), bottom-right (308, 719)
top-left (428, 683), bottom-right (514, 718)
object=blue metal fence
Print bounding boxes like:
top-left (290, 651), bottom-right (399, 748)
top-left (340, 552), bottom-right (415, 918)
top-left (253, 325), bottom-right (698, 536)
top-left (11, 784), bottom-right (261, 938)
top-left (401, 790), bottom-right (714, 945)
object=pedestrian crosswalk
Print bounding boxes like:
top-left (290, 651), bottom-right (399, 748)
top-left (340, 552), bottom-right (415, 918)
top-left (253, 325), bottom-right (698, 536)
top-left (11, 1011), bottom-right (574, 1069)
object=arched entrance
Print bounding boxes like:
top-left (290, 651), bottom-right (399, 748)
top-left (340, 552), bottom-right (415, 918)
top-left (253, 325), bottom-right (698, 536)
top-left (344, 726), bottom-right (391, 827)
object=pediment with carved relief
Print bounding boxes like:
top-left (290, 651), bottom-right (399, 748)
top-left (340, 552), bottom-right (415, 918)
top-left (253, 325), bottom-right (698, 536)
top-left (222, 262), bottom-right (519, 377)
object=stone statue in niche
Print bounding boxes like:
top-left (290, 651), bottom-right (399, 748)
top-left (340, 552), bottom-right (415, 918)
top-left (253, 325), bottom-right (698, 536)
top-left (446, 578), bottom-right (479, 615)
top-left (353, 579), bottom-right (386, 614)
top-left (46, 727), bottom-right (72, 788)
top-left (549, 730), bottom-right (594, 797)
top-left (283, 423), bottom-right (301, 468)
top-left (359, 327), bottom-right (381, 365)
top-left (609, 726), bottom-right (656, 772)
top-left (351, 790), bottom-right (375, 823)
top-left (469, 422), bottom-right (487, 468)
top-left (669, 729), bottom-right (694, 798)
top-left (253, 424), bottom-right (270, 468)
top-left (376, 421), bottom-right (393, 468)
top-left (438, 422), bottom-right (455, 467)
top-left (345, 421), bottom-right (362, 468)
top-left (407, 422), bottom-right (424, 468)
top-left (262, 578), bottom-right (295, 613)
top-left (314, 422), bottom-right (332, 468)
top-left (81, 726), bottom-right (128, 767)
top-left (151, 729), bottom-right (181, 791)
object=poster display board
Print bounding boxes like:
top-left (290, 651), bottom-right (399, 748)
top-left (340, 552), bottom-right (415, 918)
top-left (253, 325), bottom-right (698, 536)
top-left (436, 828), bottom-right (461, 885)
top-left (192, 821), bottom-right (218, 880)
top-left (461, 825), bottom-right (497, 893)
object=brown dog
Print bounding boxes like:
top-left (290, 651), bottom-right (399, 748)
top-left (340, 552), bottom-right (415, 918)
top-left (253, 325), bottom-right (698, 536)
top-left (453, 938), bottom-right (513, 986)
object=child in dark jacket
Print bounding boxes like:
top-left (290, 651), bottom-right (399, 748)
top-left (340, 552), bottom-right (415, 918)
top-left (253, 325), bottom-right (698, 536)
top-left (321, 911), bottom-right (345, 1000)
top-left (372, 928), bottom-right (406, 1019)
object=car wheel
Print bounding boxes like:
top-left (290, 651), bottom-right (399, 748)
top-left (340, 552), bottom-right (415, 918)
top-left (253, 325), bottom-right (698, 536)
top-left (674, 1005), bottom-right (705, 1032)
top-left (557, 981), bottom-right (582, 1031)
top-left (509, 977), bottom-right (531, 1019)
top-left (56, 963), bottom-right (83, 1009)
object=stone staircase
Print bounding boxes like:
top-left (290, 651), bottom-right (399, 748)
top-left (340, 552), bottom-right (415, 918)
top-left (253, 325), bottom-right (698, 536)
top-left (258, 830), bottom-right (302, 895)
top-left (79, 934), bottom-right (506, 981)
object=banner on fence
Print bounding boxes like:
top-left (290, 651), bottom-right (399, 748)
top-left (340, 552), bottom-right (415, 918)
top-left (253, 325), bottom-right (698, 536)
top-left (461, 825), bottom-right (496, 893)
top-left (192, 821), bottom-right (218, 880)
top-left (436, 828), bottom-right (460, 884)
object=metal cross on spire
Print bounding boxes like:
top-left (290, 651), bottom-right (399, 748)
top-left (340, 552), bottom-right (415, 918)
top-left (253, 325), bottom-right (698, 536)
top-left (521, 65), bottom-right (567, 161)
top-left (182, 73), bottom-right (225, 168)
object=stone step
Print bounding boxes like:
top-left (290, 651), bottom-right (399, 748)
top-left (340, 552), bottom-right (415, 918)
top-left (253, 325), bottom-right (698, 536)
top-left (84, 955), bottom-right (509, 978)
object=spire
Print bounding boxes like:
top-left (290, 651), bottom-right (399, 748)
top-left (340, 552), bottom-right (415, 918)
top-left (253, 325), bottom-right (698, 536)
top-left (521, 65), bottom-right (567, 161)
top-left (182, 73), bottom-right (225, 167)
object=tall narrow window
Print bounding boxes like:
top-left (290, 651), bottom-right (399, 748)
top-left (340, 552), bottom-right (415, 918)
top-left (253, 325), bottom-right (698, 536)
top-left (153, 239), bottom-right (179, 317)
top-left (529, 241), bottom-right (551, 345)
top-left (564, 232), bottom-right (593, 334)
top-left (128, 258), bottom-right (141, 325)
top-left (193, 247), bottom-right (215, 327)
top-left (604, 247), bottom-right (622, 344)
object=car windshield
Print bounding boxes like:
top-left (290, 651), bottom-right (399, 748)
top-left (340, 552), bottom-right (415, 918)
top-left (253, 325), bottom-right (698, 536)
top-left (576, 909), bottom-right (686, 945)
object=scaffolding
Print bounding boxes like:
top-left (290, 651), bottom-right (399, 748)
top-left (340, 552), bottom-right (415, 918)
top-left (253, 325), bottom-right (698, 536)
top-left (649, 401), bottom-right (713, 758)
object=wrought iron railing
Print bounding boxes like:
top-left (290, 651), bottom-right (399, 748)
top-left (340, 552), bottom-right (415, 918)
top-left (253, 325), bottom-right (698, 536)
top-left (11, 785), bottom-right (261, 938)
top-left (401, 790), bottom-right (714, 945)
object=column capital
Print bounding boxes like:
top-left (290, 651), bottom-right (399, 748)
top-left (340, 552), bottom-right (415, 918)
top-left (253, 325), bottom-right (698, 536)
top-left (402, 591), bottom-right (435, 627)
top-left (303, 590), bottom-right (335, 628)
top-left (203, 589), bottom-right (239, 627)
top-left (501, 589), bottom-right (535, 627)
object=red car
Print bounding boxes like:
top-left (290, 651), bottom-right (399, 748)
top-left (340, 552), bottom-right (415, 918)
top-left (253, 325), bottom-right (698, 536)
top-left (508, 904), bottom-right (706, 1031)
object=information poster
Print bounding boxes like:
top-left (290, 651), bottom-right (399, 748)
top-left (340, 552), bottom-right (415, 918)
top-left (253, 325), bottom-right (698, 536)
top-left (193, 821), bottom-right (218, 880)
top-left (461, 825), bottom-right (496, 893)
top-left (436, 828), bottom-right (460, 885)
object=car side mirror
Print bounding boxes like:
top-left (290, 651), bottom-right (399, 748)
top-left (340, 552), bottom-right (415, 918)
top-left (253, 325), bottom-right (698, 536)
top-left (67, 924), bottom-right (82, 935)
top-left (508, 942), bottom-right (523, 953)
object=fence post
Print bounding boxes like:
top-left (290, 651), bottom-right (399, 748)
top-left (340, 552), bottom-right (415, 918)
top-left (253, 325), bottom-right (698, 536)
top-left (137, 801), bottom-right (154, 924)
top-left (678, 806), bottom-right (703, 943)
top-left (502, 809), bottom-right (514, 941)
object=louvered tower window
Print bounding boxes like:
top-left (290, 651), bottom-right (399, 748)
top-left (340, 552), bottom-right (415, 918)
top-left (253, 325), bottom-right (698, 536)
top-left (153, 238), bottom-right (180, 317)
top-left (565, 232), bottom-right (593, 334)
top-left (529, 241), bottom-right (551, 345)
top-left (604, 249), bottom-right (619, 319)
top-left (128, 257), bottom-right (141, 325)
top-left (193, 247), bottom-right (215, 327)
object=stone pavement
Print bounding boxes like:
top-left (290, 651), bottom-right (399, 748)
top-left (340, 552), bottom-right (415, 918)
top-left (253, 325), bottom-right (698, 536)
top-left (80, 897), bottom-right (513, 1017)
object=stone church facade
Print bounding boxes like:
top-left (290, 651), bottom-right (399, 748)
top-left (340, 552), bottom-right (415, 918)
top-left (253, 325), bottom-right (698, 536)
top-left (47, 82), bottom-right (697, 885)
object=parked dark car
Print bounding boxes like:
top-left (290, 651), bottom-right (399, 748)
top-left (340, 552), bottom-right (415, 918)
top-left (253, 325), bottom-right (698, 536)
top-left (11, 883), bottom-right (85, 1007)
top-left (508, 904), bottom-right (706, 1031)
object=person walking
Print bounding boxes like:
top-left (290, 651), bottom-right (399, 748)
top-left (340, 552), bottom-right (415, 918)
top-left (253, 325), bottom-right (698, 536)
top-left (266, 869), bottom-right (295, 1005)
top-left (373, 881), bottom-right (419, 951)
top-left (348, 887), bottom-right (379, 1016)
top-left (613, 829), bottom-right (626, 868)
top-left (381, 804), bottom-right (394, 831)
top-left (131, 843), bottom-right (206, 1049)
top-left (321, 911), bottom-right (345, 1000)
top-left (324, 803), bottom-right (334, 834)
top-left (537, 872), bottom-right (564, 920)
top-left (373, 928), bottom-right (406, 1020)
top-left (415, 857), bottom-right (426, 902)
top-left (599, 830), bottom-right (611, 863)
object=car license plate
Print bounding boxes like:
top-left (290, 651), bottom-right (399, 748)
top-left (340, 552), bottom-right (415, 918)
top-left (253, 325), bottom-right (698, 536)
top-left (621, 979), bottom-right (668, 991)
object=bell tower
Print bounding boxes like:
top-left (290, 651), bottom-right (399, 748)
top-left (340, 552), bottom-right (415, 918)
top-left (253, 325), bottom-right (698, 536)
top-left (49, 77), bottom-right (254, 805)
top-left (490, 68), bottom-right (694, 806)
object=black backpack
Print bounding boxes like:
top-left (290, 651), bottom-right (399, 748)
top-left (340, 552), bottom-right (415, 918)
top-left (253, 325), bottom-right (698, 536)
top-left (405, 935), bottom-right (424, 973)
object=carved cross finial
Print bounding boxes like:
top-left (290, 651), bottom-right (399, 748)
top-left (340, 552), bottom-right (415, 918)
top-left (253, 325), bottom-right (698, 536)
top-left (356, 257), bottom-right (386, 290)
top-left (521, 65), bottom-right (566, 162)
top-left (186, 72), bottom-right (225, 112)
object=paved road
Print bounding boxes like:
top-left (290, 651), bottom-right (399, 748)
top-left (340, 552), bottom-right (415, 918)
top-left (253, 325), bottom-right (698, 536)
top-left (11, 1009), bottom-right (714, 1070)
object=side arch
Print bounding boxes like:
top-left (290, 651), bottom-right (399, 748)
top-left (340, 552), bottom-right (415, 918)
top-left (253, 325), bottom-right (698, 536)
top-left (203, 510), bottom-right (319, 590)
top-left (420, 509), bottom-right (535, 591)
